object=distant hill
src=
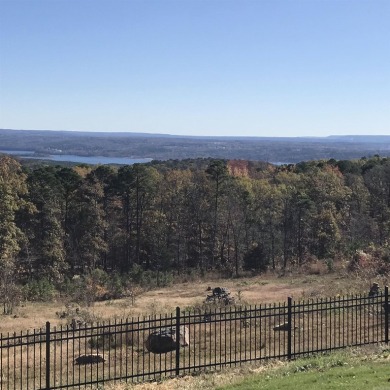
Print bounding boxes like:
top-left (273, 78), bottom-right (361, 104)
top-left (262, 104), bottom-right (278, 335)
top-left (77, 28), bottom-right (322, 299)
top-left (1, 129), bottom-right (390, 163)
top-left (327, 135), bottom-right (390, 143)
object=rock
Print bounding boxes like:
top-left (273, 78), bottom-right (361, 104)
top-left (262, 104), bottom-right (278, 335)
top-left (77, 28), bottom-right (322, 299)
top-left (369, 283), bottom-right (380, 297)
top-left (273, 322), bottom-right (290, 331)
top-left (241, 319), bottom-right (250, 328)
top-left (145, 326), bottom-right (189, 354)
top-left (75, 354), bottom-right (105, 365)
top-left (203, 313), bottom-right (212, 322)
top-left (213, 287), bottom-right (230, 296)
top-left (70, 317), bottom-right (86, 329)
top-left (273, 323), bottom-right (299, 331)
top-left (205, 287), bottom-right (235, 305)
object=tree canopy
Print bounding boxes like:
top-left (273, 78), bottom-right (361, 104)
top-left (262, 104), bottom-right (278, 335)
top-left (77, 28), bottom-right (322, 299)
top-left (1, 156), bottom-right (390, 286)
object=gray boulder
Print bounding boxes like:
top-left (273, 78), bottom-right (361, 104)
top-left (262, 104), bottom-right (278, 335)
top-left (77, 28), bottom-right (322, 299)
top-left (273, 322), bottom-right (299, 331)
top-left (145, 326), bottom-right (189, 354)
top-left (369, 282), bottom-right (380, 297)
top-left (205, 286), bottom-right (235, 305)
top-left (213, 287), bottom-right (230, 296)
top-left (273, 322), bottom-right (290, 331)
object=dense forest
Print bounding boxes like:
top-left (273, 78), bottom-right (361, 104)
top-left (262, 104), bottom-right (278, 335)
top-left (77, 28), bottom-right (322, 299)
top-left (1, 155), bottom-right (390, 309)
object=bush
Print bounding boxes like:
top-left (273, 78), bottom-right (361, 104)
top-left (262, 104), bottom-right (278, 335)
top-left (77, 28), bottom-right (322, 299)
top-left (106, 272), bottom-right (124, 298)
top-left (128, 265), bottom-right (174, 289)
top-left (60, 270), bottom-right (128, 305)
top-left (89, 325), bottom-right (138, 349)
top-left (23, 278), bottom-right (57, 301)
top-left (56, 303), bottom-right (102, 325)
top-left (0, 281), bottom-right (22, 314)
top-left (61, 275), bottom-right (95, 306)
top-left (347, 246), bottom-right (390, 276)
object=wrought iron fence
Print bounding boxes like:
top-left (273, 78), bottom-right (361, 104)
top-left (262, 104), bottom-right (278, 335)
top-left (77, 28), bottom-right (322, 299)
top-left (0, 287), bottom-right (388, 389)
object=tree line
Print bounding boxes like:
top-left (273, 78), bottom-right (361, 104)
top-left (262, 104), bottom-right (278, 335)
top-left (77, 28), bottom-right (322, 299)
top-left (1, 155), bottom-right (390, 294)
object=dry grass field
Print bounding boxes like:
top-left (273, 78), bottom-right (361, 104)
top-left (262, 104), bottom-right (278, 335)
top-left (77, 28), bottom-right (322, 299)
top-left (1, 265), bottom-right (388, 389)
top-left (1, 266), bottom-right (386, 334)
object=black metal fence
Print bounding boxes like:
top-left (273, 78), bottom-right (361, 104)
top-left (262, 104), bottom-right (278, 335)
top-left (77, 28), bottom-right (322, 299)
top-left (1, 287), bottom-right (388, 389)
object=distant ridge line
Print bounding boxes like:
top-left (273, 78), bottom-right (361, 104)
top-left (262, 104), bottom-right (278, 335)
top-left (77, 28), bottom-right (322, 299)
top-left (1, 129), bottom-right (389, 143)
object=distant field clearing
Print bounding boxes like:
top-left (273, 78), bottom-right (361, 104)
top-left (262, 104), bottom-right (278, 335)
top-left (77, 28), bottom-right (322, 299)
top-left (0, 272), bottom-right (381, 334)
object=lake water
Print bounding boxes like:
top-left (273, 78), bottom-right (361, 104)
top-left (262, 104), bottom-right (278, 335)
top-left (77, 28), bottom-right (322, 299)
top-left (1, 150), bottom-right (291, 166)
top-left (0, 150), bottom-right (152, 165)
top-left (0, 150), bottom-right (35, 155)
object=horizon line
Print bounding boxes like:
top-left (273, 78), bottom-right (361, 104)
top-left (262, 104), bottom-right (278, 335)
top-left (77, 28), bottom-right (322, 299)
top-left (1, 128), bottom-right (389, 140)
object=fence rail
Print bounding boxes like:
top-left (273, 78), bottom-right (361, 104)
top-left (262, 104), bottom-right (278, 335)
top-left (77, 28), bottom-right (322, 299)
top-left (1, 287), bottom-right (388, 389)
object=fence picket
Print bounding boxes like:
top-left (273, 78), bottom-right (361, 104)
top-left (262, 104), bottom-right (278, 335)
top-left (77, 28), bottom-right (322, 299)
top-left (175, 307), bottom-right (180, 376)
top-left (287, 297), bottom-right (292, 360)
top-left (45, 322), bottom-right (50, 390)
top-left (385, 286), bottom-right (389, 344)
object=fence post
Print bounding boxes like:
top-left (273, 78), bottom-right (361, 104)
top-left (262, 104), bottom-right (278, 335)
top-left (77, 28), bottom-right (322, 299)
top-left (287, 297), bottom-right (292, 360)
top-left (385, 286), bottom-right (389, 344)
top-left (45, 321), bottom-right (51, 390)
top-left (175, 307), bottom-right (181, 376)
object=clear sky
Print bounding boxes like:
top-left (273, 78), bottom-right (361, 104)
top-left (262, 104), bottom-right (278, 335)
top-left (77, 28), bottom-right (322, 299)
top-left (0, 0), bottom-right (389, 137)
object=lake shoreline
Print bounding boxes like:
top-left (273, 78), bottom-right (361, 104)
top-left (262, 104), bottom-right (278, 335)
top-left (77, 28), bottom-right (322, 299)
top-left (0, 150), bottom-right (153, 165)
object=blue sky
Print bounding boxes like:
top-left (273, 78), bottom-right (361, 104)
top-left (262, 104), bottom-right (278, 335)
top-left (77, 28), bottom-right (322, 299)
top-left (0, 0), bottom-right (389, 137)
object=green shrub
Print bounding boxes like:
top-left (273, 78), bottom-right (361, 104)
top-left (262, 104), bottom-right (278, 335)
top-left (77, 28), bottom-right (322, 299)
top-left (106, 272), bottom-right (126, 299)
top-left (23, 278), bottom-right (57, 301)
top-left (60, 270), bottom-right (129, 305)
top-left (61, 275), bottom-right (95, 306)
top-left (128, 265), bottom-right (174, 289)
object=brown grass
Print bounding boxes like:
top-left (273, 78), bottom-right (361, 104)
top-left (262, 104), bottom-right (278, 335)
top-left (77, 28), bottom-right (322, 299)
top-left (1, 270), bottom-right (387, 334)
top-left (1, 267), bottom-right (387, 389)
